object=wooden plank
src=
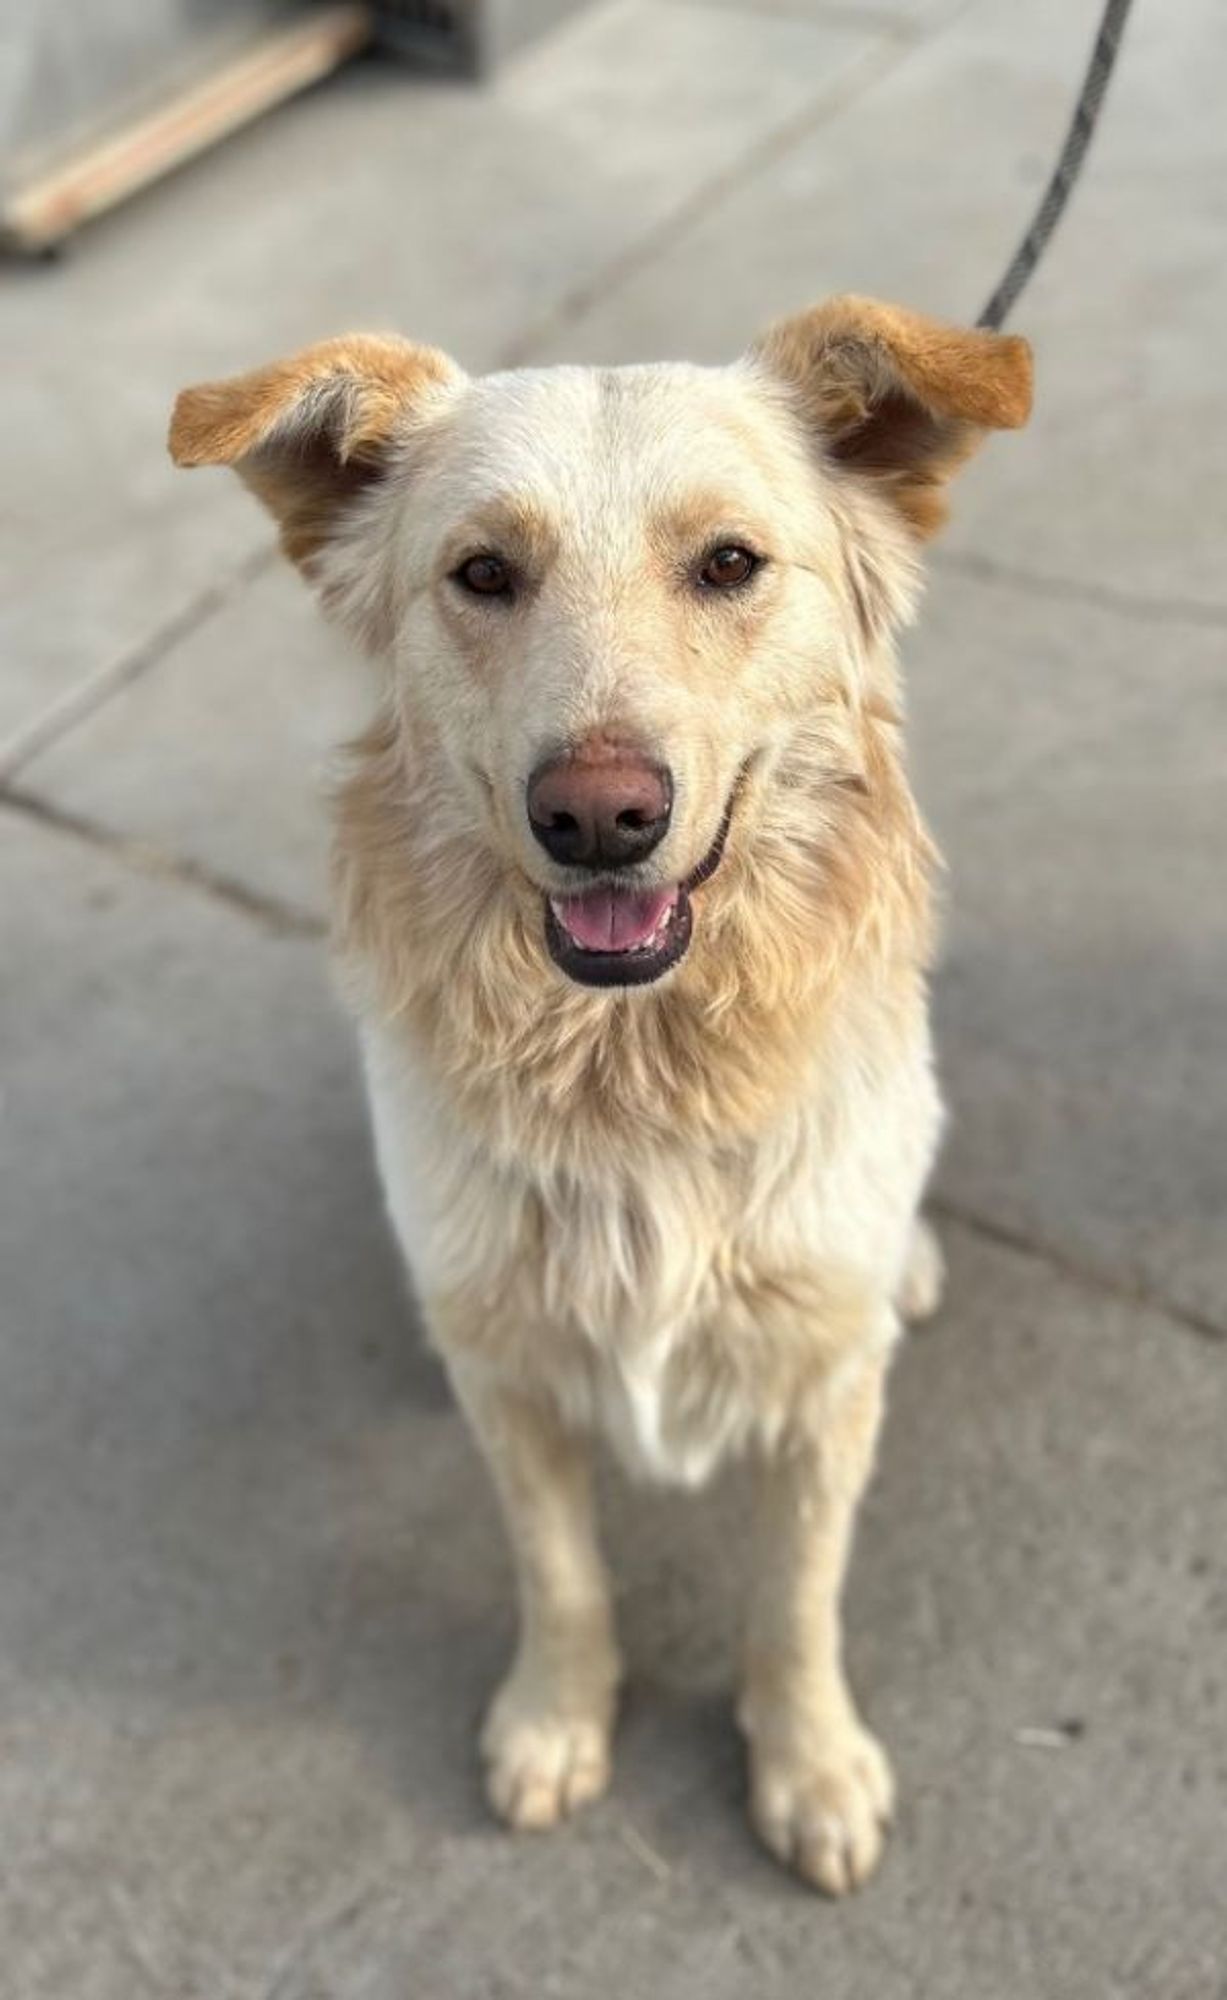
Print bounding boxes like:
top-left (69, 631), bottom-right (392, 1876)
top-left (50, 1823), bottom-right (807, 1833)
top-left (1, 4), bottom-right (376, 253)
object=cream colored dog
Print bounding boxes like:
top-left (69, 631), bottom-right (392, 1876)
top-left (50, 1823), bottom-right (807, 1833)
top-left (171, 297), bottom-right (1031, 1895)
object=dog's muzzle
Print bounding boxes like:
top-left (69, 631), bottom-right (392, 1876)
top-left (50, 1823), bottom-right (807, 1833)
top-left (543, 793), bottom-right (735, 989)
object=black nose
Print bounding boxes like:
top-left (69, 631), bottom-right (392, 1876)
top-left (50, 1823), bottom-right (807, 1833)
top-left (527, 738), bottom-right (673, 869)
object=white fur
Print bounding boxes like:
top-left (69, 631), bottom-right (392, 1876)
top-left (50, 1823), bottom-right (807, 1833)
top-left (363, 998), bottom-right (941, 1486)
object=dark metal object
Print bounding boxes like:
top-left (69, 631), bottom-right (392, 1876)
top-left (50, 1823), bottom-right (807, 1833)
top-left (370, 0), bottom-right (588, 75)
top-left (370, 0), bottom-right (473, 68)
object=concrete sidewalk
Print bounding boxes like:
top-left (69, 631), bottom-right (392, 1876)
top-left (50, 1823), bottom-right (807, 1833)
top-left (2, 2), bottom-right (1224, 1994)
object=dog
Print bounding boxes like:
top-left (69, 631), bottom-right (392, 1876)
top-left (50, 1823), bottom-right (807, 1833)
top-left (170, 295), bottom-right (1031, 1894)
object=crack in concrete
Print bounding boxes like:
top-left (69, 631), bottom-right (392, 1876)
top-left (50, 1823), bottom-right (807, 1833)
top-left (8, 794), bottom-right (1220, 1348)
top-left (687, 0), bottom-right (918, 33)
top-left (931, 1196), bottom-right (1225, 1344)
top-left (935, 548), bottom-right (1227, 631)
top-left (0, 2), bottom-right (951, 787)
top-left (6, 795), bottom-right (1220, 1348)
top-left (0, 541), bottom-right (280, 782)
top-left (499, 2), bottom-right (963, 367)
top-left (0, 0), bottom-right (976, 791)
top-left (0, 785), bottom-right (324, 940)
top-left (0, 0), bottom-right (974, 865)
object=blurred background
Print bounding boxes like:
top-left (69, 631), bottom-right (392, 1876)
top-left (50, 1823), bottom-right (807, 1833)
top-left (1, 2), bottom-right (1224, 1994)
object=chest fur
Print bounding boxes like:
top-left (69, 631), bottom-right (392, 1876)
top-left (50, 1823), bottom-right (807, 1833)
top-left (363, 1019), bottom-right (938, 1483)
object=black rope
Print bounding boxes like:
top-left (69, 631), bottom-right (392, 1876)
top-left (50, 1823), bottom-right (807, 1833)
top-left (978, 0), bottom-right (1135, 331)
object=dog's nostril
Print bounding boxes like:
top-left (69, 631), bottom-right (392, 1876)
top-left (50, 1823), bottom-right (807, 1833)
top-left (616, 807), bottom-right (649, 831)
top-left (550, 809), bottom-right (579, 833)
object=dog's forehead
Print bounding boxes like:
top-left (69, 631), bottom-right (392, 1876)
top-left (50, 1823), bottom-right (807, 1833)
top-left (427, 361), bottom-right (811, 524)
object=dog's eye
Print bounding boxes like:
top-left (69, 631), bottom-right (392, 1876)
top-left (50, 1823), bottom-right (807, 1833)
top-left (454, 553), bottom-right (513, 598)
top-left (699, 545), bottom-right (760, 590)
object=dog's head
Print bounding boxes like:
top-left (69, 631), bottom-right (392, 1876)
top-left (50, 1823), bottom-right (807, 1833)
top-left (171, 300), bottom-right (1030, 994)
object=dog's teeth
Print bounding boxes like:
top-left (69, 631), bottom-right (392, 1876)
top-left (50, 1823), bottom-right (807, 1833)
top-left (549, 890), bottom-right (679, 957)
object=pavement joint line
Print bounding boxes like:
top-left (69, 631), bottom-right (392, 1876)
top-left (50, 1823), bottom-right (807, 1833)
top-left (0, 783), bottom-right (325, 939)
top-left (704, 0), bottom-right (918, 30)
top-left (935, 547), bottom-right (1227, 630)
top-left (0, 3), bottom-right (992, 789)
top-left (498, 0), bottom-right (971, 368)
top-left (931, 1195), bottom-right (1226, 1344)
top-left (6, 779), bottom-right (1219, 1351)
top-left (0, 5), bottom-right (974, 919)
top-left (0, 4), bottom-right (942, 793)
top-left (0, 540), bottom-right (280, 783)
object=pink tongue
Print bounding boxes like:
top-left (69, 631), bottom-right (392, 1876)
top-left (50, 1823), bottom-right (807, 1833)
top-left (551, 884), bottom-right (678, 953)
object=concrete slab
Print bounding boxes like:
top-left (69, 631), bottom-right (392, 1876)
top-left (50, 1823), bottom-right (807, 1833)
top-left (0, 0), bottom-right (887, 751)
top-left (15, 561), bottom-right (371, 919)
top-left (911, 564), bottom-right (1227, 1334)
top-left (2, 806), bottom-right (1224, 1999)
top-left (941, 0), bottom-right (1227, 611)
top-left (519, 0), bottom-right (1112, 363)
top-left (524, 0), bottom-right (1227, 610)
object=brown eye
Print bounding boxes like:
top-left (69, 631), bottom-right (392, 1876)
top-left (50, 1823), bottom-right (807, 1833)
top-left (699, 544), bottom-right (759, 590)
top-left (455, 553), bottom-right (512, 597)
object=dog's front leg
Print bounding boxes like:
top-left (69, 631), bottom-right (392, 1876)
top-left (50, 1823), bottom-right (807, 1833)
top-left (450, 1364), bottom-right (622, 1832)
top-left (739, 1350), bottom-right (894, 1896)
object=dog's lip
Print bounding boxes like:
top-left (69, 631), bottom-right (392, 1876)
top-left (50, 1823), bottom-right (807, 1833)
top-left (542, 789), bottom-right (736, 989)
top-left (683, 789), bottom-right (735, 893)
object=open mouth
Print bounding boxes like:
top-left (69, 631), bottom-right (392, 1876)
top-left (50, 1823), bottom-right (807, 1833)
top-left (544, 797), bottom-right (734, 989)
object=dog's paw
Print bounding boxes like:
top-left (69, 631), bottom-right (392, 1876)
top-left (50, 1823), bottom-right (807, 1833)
top-left (749, 1725), bottom-right (895, 1896)
top-left (897, 1216), bottom-right (945, 1325)
top-left (481, 1668), bottom-right (615, 1831)
top-left (482, 1709), bottom-right (612, 1830)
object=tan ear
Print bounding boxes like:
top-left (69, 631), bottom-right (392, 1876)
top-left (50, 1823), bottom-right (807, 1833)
top-left (169, 335), bottom-right (462, 567)
top-left (752, 294), bottom-right (1032, 538)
